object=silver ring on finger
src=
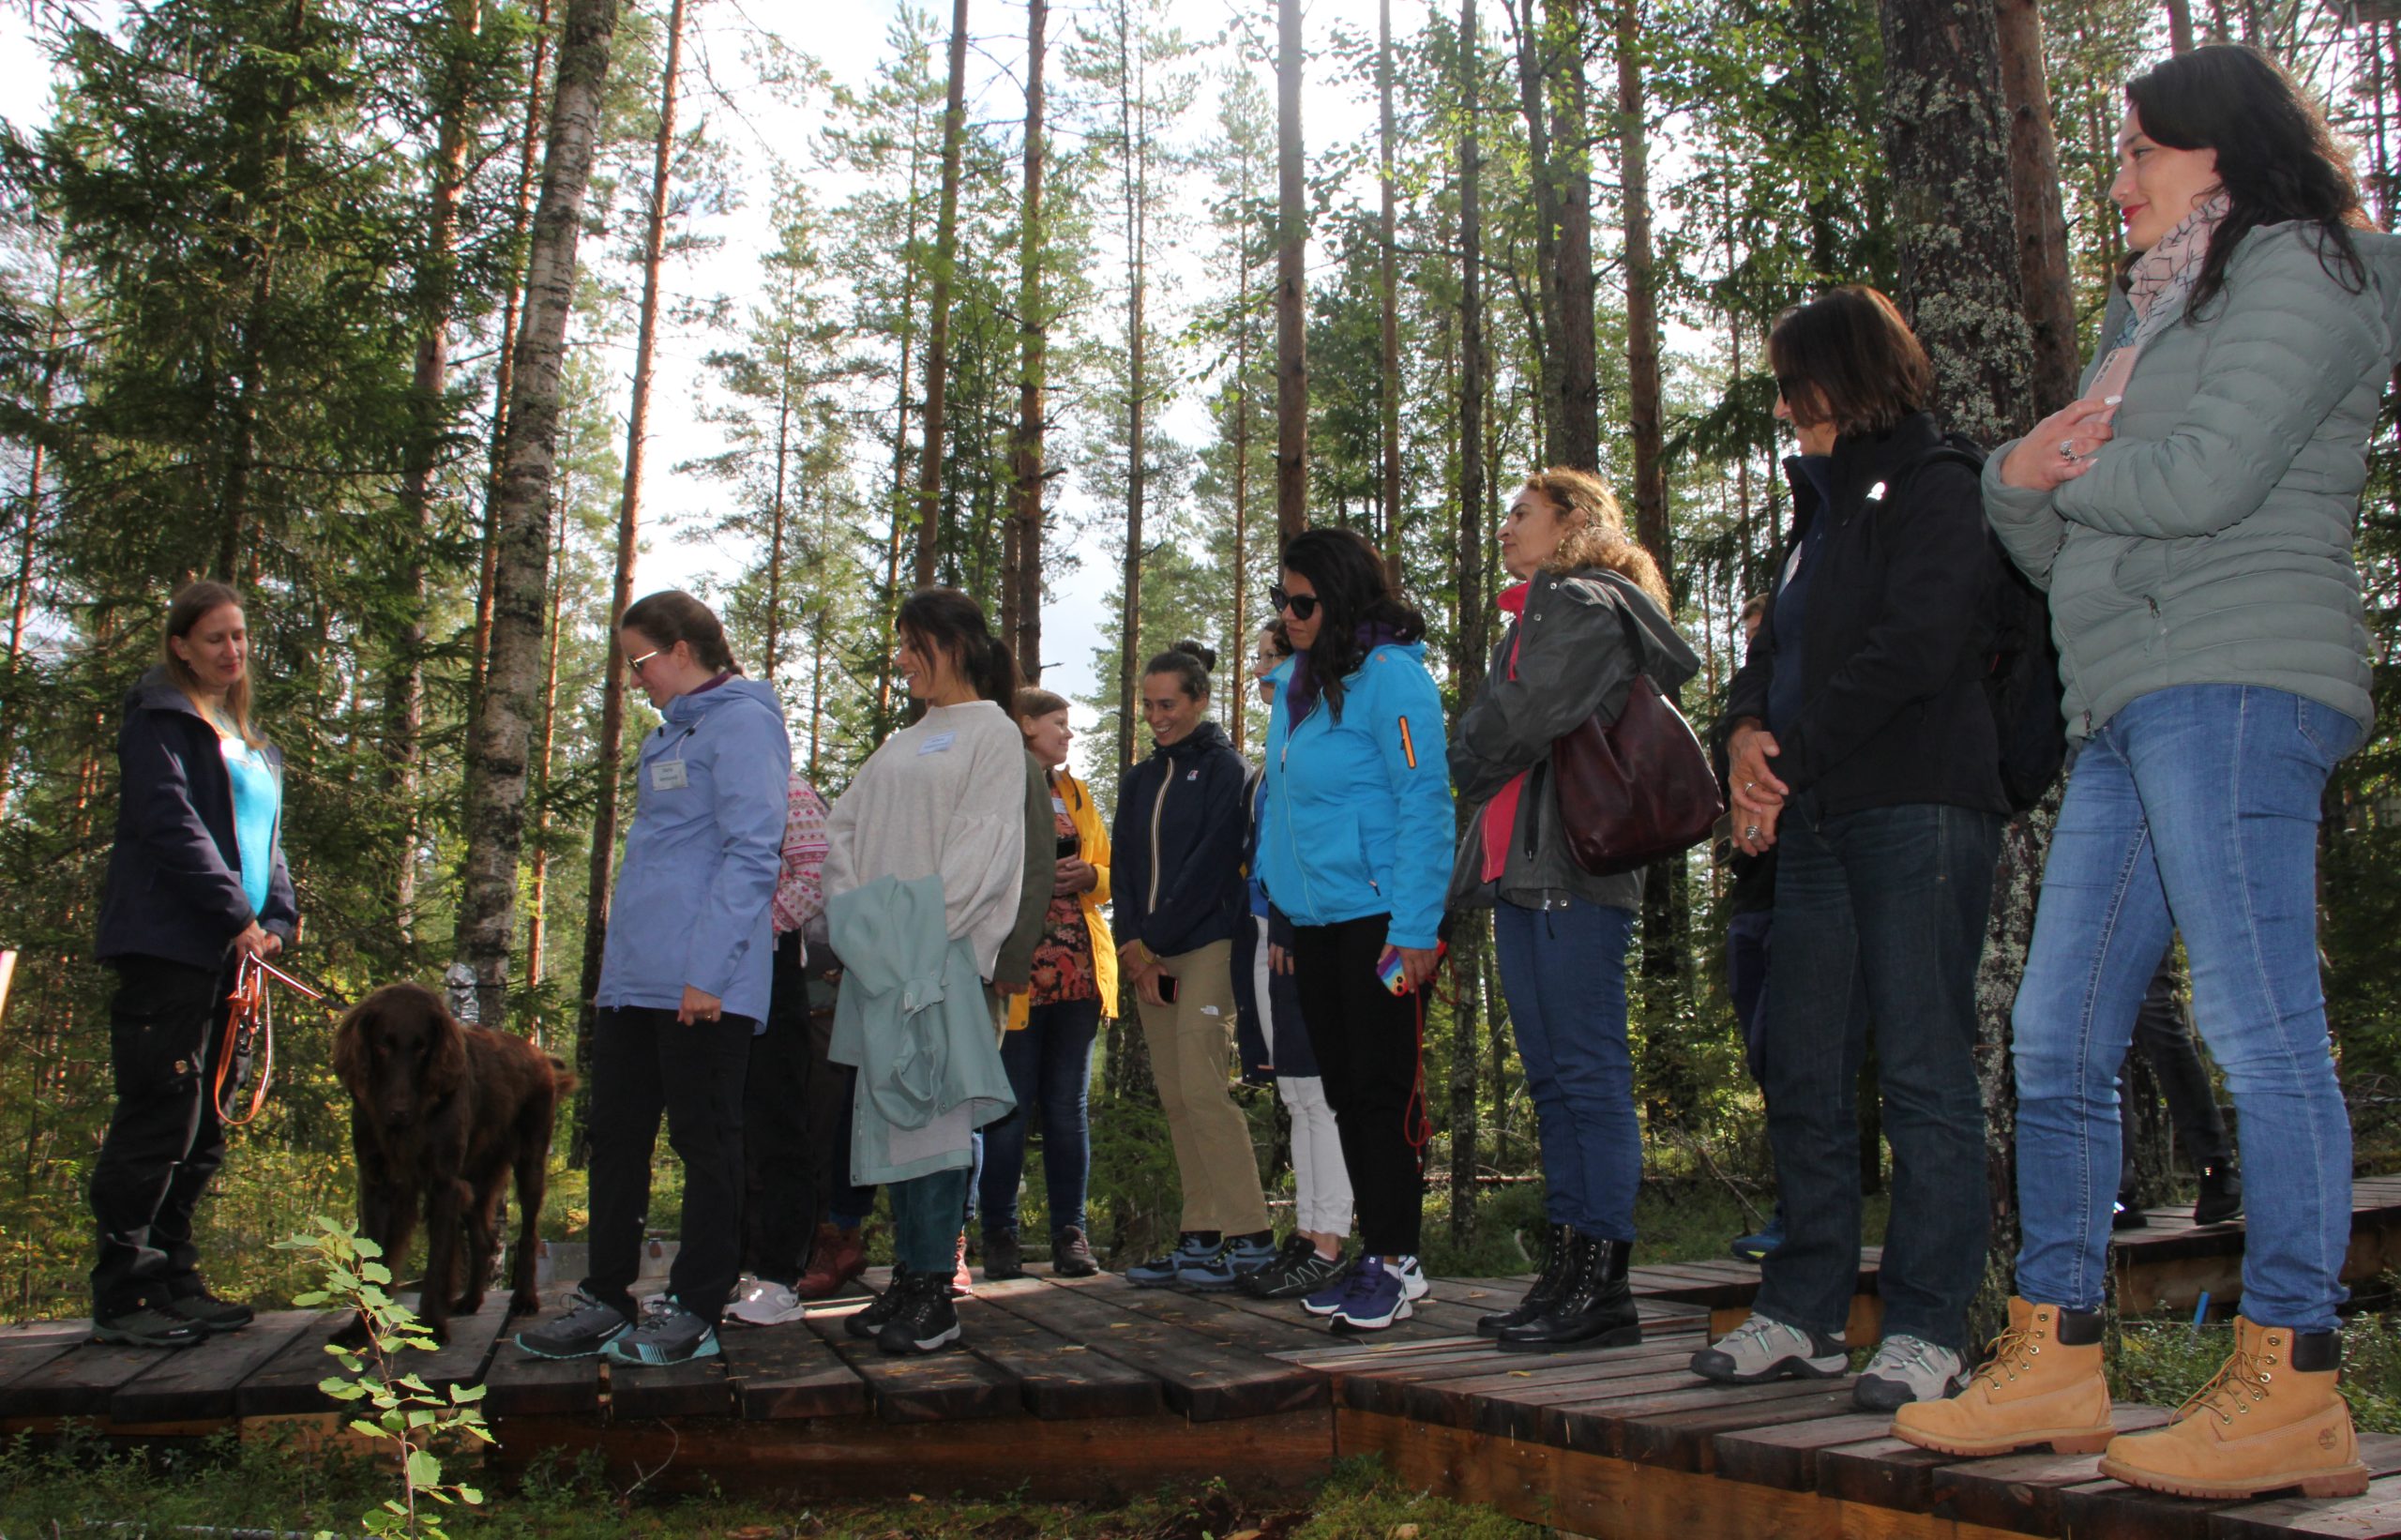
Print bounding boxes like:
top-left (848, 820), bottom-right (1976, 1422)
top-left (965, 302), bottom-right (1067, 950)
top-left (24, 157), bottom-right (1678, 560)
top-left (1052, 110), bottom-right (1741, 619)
top-left (2058, 438), bottom-right (2077, 460)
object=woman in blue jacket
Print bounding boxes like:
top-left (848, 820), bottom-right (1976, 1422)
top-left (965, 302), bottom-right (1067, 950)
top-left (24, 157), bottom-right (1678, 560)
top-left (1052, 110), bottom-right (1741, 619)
top-left (519, 592), bottom-right (791, 1369)
top-left (90, 581), bottom-right (296, 1348)
top-left (1114, 642), bottom-right (1276, 1291)
top-left (1257, 528), bottom-right (1454, 1332)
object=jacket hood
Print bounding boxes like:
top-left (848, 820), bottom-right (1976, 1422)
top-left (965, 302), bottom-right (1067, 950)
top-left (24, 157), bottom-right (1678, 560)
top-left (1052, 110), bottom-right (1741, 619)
top-left (663, 672), bottom-right (783, 726)
top-left (1152, 719), bottom-right (1233, 761)
top-left (127, 665), bottom-right (209, 720)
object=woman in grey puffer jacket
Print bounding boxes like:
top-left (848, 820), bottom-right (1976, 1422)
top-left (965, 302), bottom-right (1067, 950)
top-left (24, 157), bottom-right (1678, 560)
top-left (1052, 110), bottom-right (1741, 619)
top-left (1895, 44), bottom-right (2401, 1499)
top-left (1448, 469), bottom-right (1697, 1353)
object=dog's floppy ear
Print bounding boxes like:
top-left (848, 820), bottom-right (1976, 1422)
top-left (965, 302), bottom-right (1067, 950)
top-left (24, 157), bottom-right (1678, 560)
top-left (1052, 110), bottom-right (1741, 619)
top-left (425, 996), bottom-right (470, 1102)
top-left (332, 999), bottom-right (373, 1102)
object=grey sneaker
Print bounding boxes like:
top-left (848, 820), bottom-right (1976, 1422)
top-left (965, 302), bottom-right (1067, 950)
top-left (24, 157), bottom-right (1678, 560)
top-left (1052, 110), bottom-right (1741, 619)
top-left (1126, 1233), bottom-right (1220, 1288)
top-left (1854, 1333), bottom-right (1967, 1411)
top-left (1184, 1232), bottom-right (1280, 1291)
top-left (1690, 1312), bottom-right (1848, 1383)
top-left (723, 1277), bottom-right (806, 1328)
top-left (514, 1288), bottom-right (631, 1360)
top-left (602, 1294), bottom-right (718, 1367)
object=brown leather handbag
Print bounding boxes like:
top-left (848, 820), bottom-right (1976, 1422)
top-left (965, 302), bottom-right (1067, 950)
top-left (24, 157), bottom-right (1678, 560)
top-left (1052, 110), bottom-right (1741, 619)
top-left (1549, 607), bottom-right (1724, 876)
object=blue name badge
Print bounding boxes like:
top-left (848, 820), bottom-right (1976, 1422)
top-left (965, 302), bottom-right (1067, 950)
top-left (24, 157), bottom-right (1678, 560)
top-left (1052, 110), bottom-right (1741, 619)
top-left (918, 732), bottom-right (958, 755)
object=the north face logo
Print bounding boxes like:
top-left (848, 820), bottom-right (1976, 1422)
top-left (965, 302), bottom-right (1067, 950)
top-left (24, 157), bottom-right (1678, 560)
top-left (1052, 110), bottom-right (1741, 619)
top-left (1186, 768), bottom-right (1200, 781)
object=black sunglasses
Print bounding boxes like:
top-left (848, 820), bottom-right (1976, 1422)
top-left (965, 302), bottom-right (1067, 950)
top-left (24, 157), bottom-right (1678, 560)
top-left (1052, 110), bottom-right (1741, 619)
top-left (1268, 585), bottom-right (1320, 621)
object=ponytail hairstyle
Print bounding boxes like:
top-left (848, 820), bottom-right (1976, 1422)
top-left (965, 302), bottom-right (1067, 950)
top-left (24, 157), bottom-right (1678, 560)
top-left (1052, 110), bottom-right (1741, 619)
top-left (2124, 43), bottom-right (2370, 317)
top-left (1518, 469), bottom-right (1672, 611)
top-left (620, 590), bottom-right (739, 673)
top-left (1141, 640), bottom-right (1216, 702)
top-left (161, 581), bottom-right (262, 748)
top-left (898, 586), bottom-right (1019, 707)
top-left (1278, 527), bottom-right (1425, 721)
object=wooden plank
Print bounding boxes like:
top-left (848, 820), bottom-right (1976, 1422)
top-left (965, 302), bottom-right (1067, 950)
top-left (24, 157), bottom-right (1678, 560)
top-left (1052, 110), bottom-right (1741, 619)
top-left (1617, 1381), bottom-right (1865, 1472)
top-left (404, 1292), bottom-right (513, 1390)
top-left (2208, 1474), bottom-right (2401, 1540)
top-left (1496, 1367), bottom-right (1737, 1445)
top-left (2054, 1434), bottom-right (2401, 1540)
top-left (3, 1336), bottom-right (180, 1420)
top-left (1714, 1410), bottom-right (1901, 1490)
top-left (1095, 1276), bottom-right (1341, 1357)
top-left (110, 1310), bottom-right (318, 1424)
top-left (717, 1322), bottom-right (868, 1421)
top-left (1815, 1434), bottom-right (1966, 1514)
top-left (1368, 1341), bottom-right (1702, 1426)
top-left (232, 1311), bottom-right (355, 1417)
top-left (803, 1300), bottom-right (1019, 1426)
top-left (952, 1288), bottom-right (1160, 1421)
top-left (608, 1352), bottom-right (731, 1420)
top-left (984, 1276), bottom-right (1321, 1423)
top-left (0, 1336), bottom-right (88, 1402)
top-left (1925, 1404), bottom-right (2176, 1537)
top-left (476, 1301), bottom-right (602, 1420)
top-left (1545, 1376), bottom-right (1862, 1460)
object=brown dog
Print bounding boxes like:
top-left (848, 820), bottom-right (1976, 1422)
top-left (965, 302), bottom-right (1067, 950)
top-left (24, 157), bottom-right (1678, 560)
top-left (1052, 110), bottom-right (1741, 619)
top-left (332, 983), bottom-right (572, 1342)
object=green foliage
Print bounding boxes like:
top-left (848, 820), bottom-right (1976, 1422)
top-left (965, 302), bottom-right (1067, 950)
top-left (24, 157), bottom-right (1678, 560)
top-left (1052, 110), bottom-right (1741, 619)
top-left (277, 1216), bottom-right (491, 1540)
top-left (2109, 1302), bottom-right (2401, 1437)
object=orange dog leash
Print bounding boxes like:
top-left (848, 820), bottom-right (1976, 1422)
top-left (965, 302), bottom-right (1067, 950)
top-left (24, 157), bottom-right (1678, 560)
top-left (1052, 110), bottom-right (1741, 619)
top-left (212, 953), bottom-right (325, 1127)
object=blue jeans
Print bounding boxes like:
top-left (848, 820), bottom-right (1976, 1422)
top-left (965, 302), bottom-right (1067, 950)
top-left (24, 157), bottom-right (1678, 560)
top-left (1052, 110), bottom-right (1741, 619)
top-left (890, 1166), bottom-right (971, 1276)
top-left (2014, 686), bottom-right (2362, 1331)
top-left (1493, 898), bottom-right (1640, 1242)
top-left (979, 998), bottom-right (1101, 1237)
top-left (1754, 794), bottom-right (2001, 1350)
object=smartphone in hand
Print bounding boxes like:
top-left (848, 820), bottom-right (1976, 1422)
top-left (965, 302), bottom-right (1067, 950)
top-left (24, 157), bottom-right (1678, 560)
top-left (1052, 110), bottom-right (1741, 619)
top-left (1376, 940), bottom-right (1448, 996)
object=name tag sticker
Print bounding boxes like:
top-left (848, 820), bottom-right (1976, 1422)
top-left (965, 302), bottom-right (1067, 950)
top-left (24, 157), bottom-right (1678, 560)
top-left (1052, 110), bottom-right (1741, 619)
top-left (918, 732), bottom-right (958, 755)
top-left (1051, 794), bottom-right (1070, 817)
top-left (650, 759), bottom-right (688, 791)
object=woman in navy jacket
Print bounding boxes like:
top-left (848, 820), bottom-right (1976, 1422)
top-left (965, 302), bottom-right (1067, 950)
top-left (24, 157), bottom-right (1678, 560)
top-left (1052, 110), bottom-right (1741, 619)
top-left (1113, 642), bottom-right (1276, 1291)
top-left (91, 581), bottom-right (297, 1348)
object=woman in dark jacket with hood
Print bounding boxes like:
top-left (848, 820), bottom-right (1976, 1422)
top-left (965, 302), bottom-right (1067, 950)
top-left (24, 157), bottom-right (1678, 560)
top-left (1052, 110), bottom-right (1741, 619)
top-left (1450, 471), bottom-right (1697, 1353)
top-left (1694, 286), bottom-right (2007, 1411)
top-left (1113, 642), bottom-right (1274, 1291)
top-left (91, 581), bottom-right (297, 1348)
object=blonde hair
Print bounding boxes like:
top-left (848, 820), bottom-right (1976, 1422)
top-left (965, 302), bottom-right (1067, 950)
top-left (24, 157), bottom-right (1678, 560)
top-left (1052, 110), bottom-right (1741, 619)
top-left (1518, 469), bottom-right (1672, 611)
top-left (161, 581), bottom-right (263, 748)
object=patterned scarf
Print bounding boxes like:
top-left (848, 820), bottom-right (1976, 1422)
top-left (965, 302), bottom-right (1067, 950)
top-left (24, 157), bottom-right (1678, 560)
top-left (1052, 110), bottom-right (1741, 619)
top-left (2085, 190), bottom-right (2232, 404)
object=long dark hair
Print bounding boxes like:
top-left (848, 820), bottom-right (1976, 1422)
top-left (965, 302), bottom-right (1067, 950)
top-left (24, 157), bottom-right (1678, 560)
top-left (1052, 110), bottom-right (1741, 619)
top-left (161, 581), bottom-right (262, 748)
top-left (897, 586), bottom-right (1019, 707)
top-left (1279, 527), bottom-right (1424, 721)
top-left (2124, 44), bottom-right (2369, 317)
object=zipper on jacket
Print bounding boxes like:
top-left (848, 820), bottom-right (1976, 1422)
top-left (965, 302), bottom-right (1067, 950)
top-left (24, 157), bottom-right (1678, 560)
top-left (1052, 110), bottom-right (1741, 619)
top-left (1146, 762), bottom-right (1173, 912)
top-left (1275, 698), bottom-right (1323, 917)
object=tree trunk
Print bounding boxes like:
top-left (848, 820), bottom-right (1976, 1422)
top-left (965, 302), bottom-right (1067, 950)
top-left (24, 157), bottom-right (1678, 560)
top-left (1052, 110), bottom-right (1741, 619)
top-left (1616, 0), bottom-right (1665, 560)
top-left (455, 0), bottom-right (622, 1036)
top-left (472, 0), bottom-right (553, 704)
top-left (1548, 0), bottom-right (1597, 471)
top-left (1507, 0), bottom-right (1563, 467)
top-left (1878, 0), bottom-right (2041, 1346)
top-left (875, 121), bottom-right (928, 726)
top-left (1450, 0), bottom-right (1488, 1248)
top-left (1115, 0), bottom-right (1151, 774)
top-left (2165, 0), bottom-right (2194, 53)
top-left (1376, 0), bottom-right (1404, 586)
top-left (914, 0), bottom-right (972, 589)
top-left (1275, 0), bottom-right (1308, 546)
top-left (1995, 0), bottom-right (2080, 419)
top-left (524, 490), bottom-right (569, 996)
top-left (1230, 188), bottom-right (1256, 753)
top-left (570, 0), bottom-right (685, 1117)
top-left (389, 0), bottom-right (481, 944)
top-left (764, 335), bottom-right (793, 681)
top-left (1007, 0), bottom-right (1049, 681)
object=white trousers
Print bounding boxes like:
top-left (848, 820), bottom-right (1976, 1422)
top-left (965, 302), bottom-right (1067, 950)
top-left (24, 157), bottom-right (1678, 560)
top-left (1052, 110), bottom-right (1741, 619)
top-left (1254, 914), bottom-right (1354, 1235)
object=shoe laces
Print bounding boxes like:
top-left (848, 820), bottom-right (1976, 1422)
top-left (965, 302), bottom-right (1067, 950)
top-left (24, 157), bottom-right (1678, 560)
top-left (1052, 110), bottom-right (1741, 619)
top-left (2176, 1340), bottom-right (2277, 1427)
top-left (1871, 1334), bottom-right (1951, 1380)
top-left (638, 1295), bottom-right (687, 1329)
top-left (1723, 1313), bottom-right (1799, 1354)
top-left (1969, 1324), bottom-right (2041, 1391)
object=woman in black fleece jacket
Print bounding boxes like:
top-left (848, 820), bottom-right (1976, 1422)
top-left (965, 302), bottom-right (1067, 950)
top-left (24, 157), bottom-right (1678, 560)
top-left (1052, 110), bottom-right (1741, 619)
top-left (1112, 642), bottom-right (1274, 1290)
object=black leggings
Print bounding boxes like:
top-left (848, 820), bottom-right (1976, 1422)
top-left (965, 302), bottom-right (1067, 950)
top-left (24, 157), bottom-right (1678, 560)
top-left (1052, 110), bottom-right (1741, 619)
top-left (1291, 913), bottom-right (1424, 1258)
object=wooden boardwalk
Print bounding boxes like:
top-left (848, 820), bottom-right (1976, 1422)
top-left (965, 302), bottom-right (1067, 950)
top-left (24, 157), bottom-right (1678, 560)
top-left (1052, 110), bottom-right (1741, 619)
top-left (3, 1179), bottom-right (2398, 1536)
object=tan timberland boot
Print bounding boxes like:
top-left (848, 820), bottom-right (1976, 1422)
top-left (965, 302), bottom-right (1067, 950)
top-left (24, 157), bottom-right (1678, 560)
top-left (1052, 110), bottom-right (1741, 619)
top-left (1890, 1297), bottom-right (2113, 1456)
top-left (2099, 1316), bottom-right (2369, 1500)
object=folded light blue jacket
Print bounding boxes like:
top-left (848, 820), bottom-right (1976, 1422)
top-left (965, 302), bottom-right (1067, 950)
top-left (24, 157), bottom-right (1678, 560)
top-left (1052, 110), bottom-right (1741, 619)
top-left (596, 674), bottom-right (791, 1025)
top-left (825, 873), bottom-right (1015, 1185)
top-left (1256, 639), bottom-right (1454, 951)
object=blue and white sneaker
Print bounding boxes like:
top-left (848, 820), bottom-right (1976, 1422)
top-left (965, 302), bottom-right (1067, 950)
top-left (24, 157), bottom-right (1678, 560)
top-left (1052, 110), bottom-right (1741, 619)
top-left (1126, 1233), bottom-right (1221, 1289)
top-left (1184, 1232), bottom-right (1280, 1291)
top-left (601, 1294), bottom-right (719, 1367)
top-left (1302, 1257), bottom-right (1367, 1317)
top-left (1331, 1260), bottom-right (1415, 1332)
top-left (514, 1287), bottom-right (631, 1360)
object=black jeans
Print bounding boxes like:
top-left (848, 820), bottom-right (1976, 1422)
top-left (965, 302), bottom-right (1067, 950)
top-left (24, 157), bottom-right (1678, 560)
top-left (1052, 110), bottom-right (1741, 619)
top-left (2117, 945), bottom-right (2233, 1200)
top-left (741, 938), bottom-right (840, 1285)
top-left (91, 955), bottom-right (238, 1315)
top-left (583, 1004), bottom-right (752, 1325)
top-left (1753, 794), bottom-right (2001, 1350)
top-left (1292, 913), bottom-right (1424, 1258)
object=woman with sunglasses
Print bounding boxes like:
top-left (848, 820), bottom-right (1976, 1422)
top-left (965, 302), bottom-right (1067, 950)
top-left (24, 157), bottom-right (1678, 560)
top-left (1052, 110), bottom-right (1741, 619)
top-left (90, 581), bottom-right (296, 1348)
top-left (519, 591), bottom-right (792, 1369)
top-left (1255, 529), bottom-right (1454, 1332)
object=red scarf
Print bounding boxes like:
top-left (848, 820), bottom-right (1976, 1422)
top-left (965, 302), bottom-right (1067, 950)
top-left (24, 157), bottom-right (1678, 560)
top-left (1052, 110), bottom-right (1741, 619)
top-left (1480, 583), bottom-right (1533, 883)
